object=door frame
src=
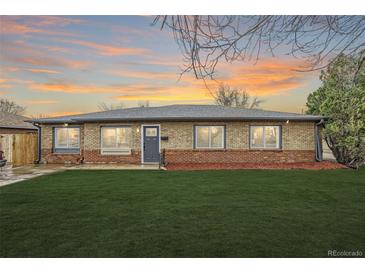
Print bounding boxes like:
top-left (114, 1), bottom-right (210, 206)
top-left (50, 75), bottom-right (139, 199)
top-left (141, 124), bottom-right (161, 164)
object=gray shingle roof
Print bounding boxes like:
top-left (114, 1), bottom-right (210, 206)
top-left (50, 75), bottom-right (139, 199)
top-left (0, 111), bottom-right (37, 130)
top-left (28, 104), bottom-right (325, 124)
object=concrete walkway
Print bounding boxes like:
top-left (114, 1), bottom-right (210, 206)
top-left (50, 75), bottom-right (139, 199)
top-left (0, 164), bottom-right (160, 187)
top-left (0, 164), bottom-right (67, 187)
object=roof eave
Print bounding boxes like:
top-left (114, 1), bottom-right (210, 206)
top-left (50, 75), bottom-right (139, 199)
top-left (0, 125), bottom-right (37, 130)
top-left (32, 116), bottom-right (326, 124)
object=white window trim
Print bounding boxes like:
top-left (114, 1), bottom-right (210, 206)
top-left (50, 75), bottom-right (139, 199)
top-left (195, 126), bottom-right (225, 149)
top-left (54, 127), bottom-right (80, 149)
top-left (250, 125), bottom-right (281, 149)
top-left (100, 126), bottom-right (132, 155)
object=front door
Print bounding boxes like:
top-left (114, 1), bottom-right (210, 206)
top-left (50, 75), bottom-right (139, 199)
top-left (143, 125), bottom-right (160, 163)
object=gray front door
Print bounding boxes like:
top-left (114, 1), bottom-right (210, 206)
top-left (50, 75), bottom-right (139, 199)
top-left (143, 126), bottom-right (160, 163)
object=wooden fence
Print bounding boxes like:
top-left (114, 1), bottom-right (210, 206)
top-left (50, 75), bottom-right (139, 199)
top-left (12, 134), bottom-right (38, 166)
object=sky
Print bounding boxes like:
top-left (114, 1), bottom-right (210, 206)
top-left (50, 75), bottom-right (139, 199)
top-left (0, 16), bottom-right (322, 117)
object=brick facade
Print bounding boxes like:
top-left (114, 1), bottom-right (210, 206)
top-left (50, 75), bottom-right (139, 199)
top-left (42, 148), bottom-right (83, 164)
top-left (164, 149), bottom-right (315, 164)
top-left (83, 149), bottom-right (141, 164)
top-left (39, 120), bottom-right (317, 164)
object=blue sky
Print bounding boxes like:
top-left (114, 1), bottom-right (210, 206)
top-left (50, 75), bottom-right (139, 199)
top-left (0, 16), bottom-right (321, 117)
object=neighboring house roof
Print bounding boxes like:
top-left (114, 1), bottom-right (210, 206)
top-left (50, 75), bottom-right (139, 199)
top-left (28, 105), bottom-right (325, 124)
top-left (0, 111), bottom-right (37, 130)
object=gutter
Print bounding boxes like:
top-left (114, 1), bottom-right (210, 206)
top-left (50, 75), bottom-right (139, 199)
top-left (0, 126), bottom-right (37, 130)
top-left (315, 119), bottom-right (325, 161)
top-left (29, 116), bottom-right (327, 124)
top-left (32, 123), bottom-right (42, 164)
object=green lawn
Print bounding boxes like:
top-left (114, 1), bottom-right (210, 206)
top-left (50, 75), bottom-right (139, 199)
top-left (1, 168), bottom-right (365, 258)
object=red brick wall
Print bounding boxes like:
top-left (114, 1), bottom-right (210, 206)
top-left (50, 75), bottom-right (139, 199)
top-left (83, 149), bottom-right (140, 164)
top-left (41, 148), bottom-right (314, 164)
top-left (41, 149), bottom-right (141, 164)
top-left (164, 149), bottom-right (315, 164)
top-left (42, 149), bottom-right (83, 164)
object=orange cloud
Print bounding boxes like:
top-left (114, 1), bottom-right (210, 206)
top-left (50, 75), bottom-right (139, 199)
top-left (44, 111), bottom-right (83, 118)
top-left (28, 81), bottom-right (122, 94)
top-left (0, 16), bottom-right (83, 36)
top-left (112, 84), bottom-right (212, 102)
top-left (31, 16), bottom-right (84, 27)
top-left (120, 56), bottom-right (181, 68)
top-left (1, 40), bottom-right (92, 70)
top-left (26, 68), bottom-right (61, 74)
top-left (25, 99), bottom-right (59, 105)
top-left (61, 39), bottom-right (150, 56)
top-left (0, 78), bottom-right (12, 89)
top-left (26, 78), bottom-right (212, 103)
top-left (111, 57), bottom-right (306, 97)
top-left (114, 92), bottom-right (211, 102)
top-left (218, 59), bottom-right (308, 95)
top-left (110, 70), bottom-right (180, 80)
top-left (3, 67), bottom-right (20, 72)
top-left (3, 55), bottom-right (91, 70)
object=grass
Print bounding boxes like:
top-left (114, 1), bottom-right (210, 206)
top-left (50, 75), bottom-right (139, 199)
top-left (1, 168), bottom-right (365, 258)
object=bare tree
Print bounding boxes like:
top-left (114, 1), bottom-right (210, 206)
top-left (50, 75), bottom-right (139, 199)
top-left (0, 98), bottom-right (26, 114)
top-left (153, 16), bottom-right (365, 80)
top-left (98, 102), bottom-right (124, 111)
top-left (213, 84), bottom-right (263, 109)
top-left (137, 100), bottom-right (150, 107)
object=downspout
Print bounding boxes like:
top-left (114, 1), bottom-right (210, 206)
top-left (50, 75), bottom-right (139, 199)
top-left (315, 119), bottom-right (325, 162)
top-left (33, 123), bottom-right (42, 164)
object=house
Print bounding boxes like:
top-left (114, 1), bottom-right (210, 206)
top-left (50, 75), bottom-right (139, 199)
top-left (0, 111), bottom-right (38, 164)
top-left (28, 105), bottom-right (325, 165)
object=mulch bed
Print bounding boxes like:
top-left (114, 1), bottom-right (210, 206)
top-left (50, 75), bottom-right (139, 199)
top-left (166, 161), bottom-right (346, 171)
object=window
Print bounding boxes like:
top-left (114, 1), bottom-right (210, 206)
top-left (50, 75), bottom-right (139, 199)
top-left (250, 126), bottom-right (281, 149)
top-left (101, 126), bottom-right (132, 155)
top-left (54, 127), bottom-right (80, 153)
top-left (195, 126), bottom-right (224, 149)
top-left (145, 128), bottom-right (157, 137)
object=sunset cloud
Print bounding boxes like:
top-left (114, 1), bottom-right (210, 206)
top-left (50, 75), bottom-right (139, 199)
top-left (28, 81), bottom-right (171, 94)
top-left (218, 59), bottom-right (308, 95)
top-left (26, 78), bottom-right (211, 102)
top-left (26, 68), bottom-right (61, 74)
top-left (61, 39), bottom-right (150, 56)
top-left (2, 55), bottom-right (92, 70)
top-left (0, 16), bottom-right (83, 36)
top-left (110, 70), bottom-right (180, 80)
top-left (0, 16), bottom-right (318, 115)
top-left (43, 111), bottom-right (83, 118)
top-left (28, 81), bottom-right (124, 94)
top-left (0, 40), bottom-right (92, 70)
top-left (114, 91), bottom-right (211, 102)
top-left (0, 78), bottom-right (12, 89)
top-left (25, 99), bottom-right (59, 105)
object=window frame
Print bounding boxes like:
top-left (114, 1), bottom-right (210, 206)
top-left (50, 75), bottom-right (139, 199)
top-left (249, 125), bottom-right (281, 150)
top-left (194, 125), bottom-right (225, 149)
top-left (100, 125), bottom-right (132, 155)
top-left (53, 126), bottom-right (80, 154)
